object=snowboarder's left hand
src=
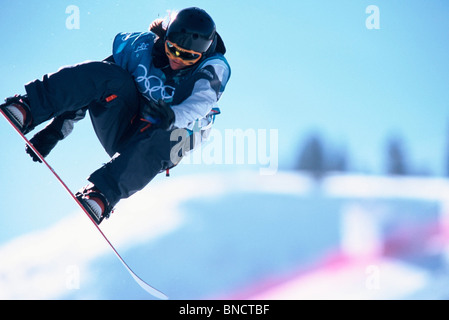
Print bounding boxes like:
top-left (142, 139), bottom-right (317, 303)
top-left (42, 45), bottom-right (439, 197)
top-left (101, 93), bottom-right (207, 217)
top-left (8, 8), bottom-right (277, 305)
top-left (25, 127), bottom-right (62, 162)
top-left (141, 98), bottom-right (175, 130)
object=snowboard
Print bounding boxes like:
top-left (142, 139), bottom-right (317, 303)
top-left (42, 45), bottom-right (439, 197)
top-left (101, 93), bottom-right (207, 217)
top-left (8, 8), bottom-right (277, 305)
top-left (0, 105), bottom-right (168, 300)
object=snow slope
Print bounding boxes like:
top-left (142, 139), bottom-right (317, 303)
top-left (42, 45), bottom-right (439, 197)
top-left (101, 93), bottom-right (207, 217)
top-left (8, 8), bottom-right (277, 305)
top-left (1, 171), bottom-right (449, 299)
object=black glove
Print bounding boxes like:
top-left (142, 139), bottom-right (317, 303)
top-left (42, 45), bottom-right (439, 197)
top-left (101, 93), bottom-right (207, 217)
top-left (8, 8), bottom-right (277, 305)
top-left (25, 127), bottom-right (63, 163)
top-left (141, 98), bottom-right (175, 130)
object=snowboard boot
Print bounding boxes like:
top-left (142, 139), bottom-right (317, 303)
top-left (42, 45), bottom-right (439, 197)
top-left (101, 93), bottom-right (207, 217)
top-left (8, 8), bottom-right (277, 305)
top-left (0, 95), bottom-right (34, 134)
top-left (75, 184), bottom-right (113, 225)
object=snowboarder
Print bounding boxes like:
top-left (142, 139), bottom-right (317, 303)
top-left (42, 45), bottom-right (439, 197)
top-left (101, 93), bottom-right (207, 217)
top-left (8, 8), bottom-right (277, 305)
top-left (1, 7), bottom-right (231, 224)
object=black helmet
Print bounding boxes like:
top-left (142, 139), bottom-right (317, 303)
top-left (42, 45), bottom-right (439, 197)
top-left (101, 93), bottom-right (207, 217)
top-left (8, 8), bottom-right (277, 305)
top-left (166, 7), bottom-right (216, 53)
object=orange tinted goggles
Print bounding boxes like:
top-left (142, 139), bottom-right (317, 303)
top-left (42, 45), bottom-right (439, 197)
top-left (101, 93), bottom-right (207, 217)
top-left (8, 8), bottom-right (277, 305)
top-left (165, 40), bottom-right (202, 65)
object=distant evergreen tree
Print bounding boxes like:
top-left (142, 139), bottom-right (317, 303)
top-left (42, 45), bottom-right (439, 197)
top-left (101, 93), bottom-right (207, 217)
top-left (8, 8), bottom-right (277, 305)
top-left (385, 134), bottom-right (408, 175)
top-left (296, 133), bottom-right (350, 178)
top-left (296, 133), bottom-right (326, 179)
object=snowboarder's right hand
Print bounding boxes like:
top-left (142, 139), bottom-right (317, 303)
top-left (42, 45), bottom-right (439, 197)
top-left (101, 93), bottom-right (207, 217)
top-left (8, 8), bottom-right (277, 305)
top-left (140, 98), bottom-right (175, 130)
top-left (25, 127), bottom-right (62, 163)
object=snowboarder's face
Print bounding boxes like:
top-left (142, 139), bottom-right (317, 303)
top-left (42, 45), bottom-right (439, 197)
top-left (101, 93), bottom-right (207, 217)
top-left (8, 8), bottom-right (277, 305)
top-left (168, 58), bottom-right (189, 70)
top-left (165, 40), bottom-right (202, 70)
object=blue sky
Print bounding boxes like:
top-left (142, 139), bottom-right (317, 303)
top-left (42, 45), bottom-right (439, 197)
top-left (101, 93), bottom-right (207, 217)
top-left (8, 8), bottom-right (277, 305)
top-left (0, 0), bottom-right (448, 216)
top-left (1, 0), bottom-right (448, 176)
top-left (1, 0), bottom-right (449, 173)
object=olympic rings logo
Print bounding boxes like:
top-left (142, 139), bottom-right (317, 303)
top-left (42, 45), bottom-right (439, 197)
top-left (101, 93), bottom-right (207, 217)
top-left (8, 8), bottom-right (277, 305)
top-left (136, 64), bottom-right (175, 102)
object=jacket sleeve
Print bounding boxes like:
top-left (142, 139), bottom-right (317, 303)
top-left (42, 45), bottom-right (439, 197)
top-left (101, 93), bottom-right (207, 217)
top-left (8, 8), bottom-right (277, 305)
top-left (171, 57), bottom-right (231, 130)
top-left (43, 108), bottom-right (87, 139)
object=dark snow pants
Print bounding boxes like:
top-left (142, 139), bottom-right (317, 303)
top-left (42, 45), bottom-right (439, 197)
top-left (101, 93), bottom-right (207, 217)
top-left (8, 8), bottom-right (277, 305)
top-left (25, 61), bottom-right (192, 207)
